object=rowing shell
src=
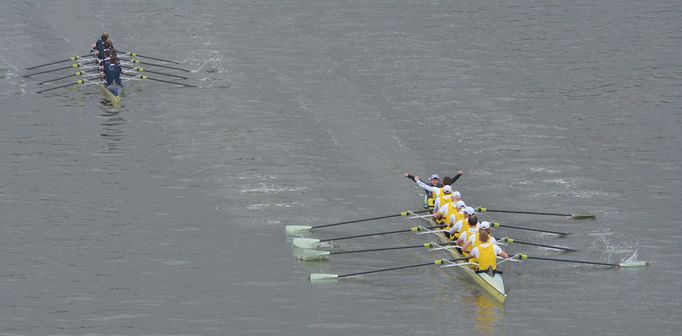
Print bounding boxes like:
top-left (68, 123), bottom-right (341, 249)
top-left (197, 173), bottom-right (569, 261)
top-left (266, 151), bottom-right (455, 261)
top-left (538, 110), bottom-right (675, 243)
top-left (417, 212), bottom-right (508, 303)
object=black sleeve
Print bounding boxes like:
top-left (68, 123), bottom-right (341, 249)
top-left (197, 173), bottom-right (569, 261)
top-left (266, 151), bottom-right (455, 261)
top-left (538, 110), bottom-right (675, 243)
top-left (449, 173), bottom-right (462, 185)
top-left (405, 174), bottom-right (416, 182)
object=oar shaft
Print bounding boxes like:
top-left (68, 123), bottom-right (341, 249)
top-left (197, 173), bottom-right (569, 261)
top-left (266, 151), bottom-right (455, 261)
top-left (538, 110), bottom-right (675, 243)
top-left (525, 256), bottom-right (617, 267)
top-left (134, 61), bottom-right (189, 72)
top-left (128, 53), bottom-right (181, 64)
top-left (512, 239), bottom-right (576, 251)
top-left (25, 65), bottom-right (74, 77)
top-left (313, 210), bottom-right (430, 229)
top-left (331, 244), bottom-right (425, 255)
top-left (499, 224), bottom-right (568, 236)
top-left (319, 225), bottom-right (443, 243)
top-left (339, 261), bottom-right (436, 278)
top-left (25, 54), bottom-right (90, 70)
top-left (144, 76), bottom-right (198, 87)
top-left (122, 66), bottom-right (189, 79)
top-left (480, 208), bottom-right (571, 217)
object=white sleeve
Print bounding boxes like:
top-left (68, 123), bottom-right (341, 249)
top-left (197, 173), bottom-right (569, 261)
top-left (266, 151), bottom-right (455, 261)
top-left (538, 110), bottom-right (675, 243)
top-left (459, 230), bottom-right (468, 242)
top-left (438, 205), bottom-right (448, 214)
top-left (416, 179), bottom-right (436, 193)
top-left (469, 247), bottom-right (479, 258)
top-left (468, 234), bottom-right (476, 245)
top-left (490, 236), bottom-right (497, 245)
top-left (434, 198), bottom-right (441, 210)
top-left (493, 245), bottom-right (502, 255)
top-left (449, 214), bottom-right (457, 224)
top-left (454, 220), bottom-right (463, 232)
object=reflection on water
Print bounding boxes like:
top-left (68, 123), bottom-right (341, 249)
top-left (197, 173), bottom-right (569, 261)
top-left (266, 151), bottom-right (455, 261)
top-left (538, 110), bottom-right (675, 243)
top-left (99, 110), bottom-right (125, 155)
top-left (463, 292), bottom-right (505, 336)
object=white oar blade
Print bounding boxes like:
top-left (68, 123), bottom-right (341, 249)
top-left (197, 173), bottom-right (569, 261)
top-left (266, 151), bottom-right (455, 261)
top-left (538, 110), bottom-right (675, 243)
top-left (285, 225), bottom-right (312, 234)
top-left (619, 261), bottom-right (648, 267)
top-left (309, 273), bottom-right (339, 281)
top-left (293, 238), bottom-right (321, 249)
top-left (298, 249), bottom-right (331, 261)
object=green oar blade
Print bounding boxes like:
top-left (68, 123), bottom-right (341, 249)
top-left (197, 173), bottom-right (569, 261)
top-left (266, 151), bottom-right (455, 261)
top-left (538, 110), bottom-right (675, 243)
top-left (309, 273), bottom-right (339, 281)
top-left (298, 249), bottom-right (330, 261)
top-left (293, 238), bottom-right (321, 249)
top-left (285, 225), bottom-right (312, 234)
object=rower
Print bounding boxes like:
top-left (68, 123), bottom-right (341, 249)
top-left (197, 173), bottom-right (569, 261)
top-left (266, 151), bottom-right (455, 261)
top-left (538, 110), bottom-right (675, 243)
top-left (456, 216), bottom-right (480, 250)
top-left (102, 50), bottom-right (123, 91)
top-left (91, 32), bottom-right (112, 60)
top-left (446, 206), bottom-right (476, 239)
top-left (434, 199), bottom-right (466, 229)
top-left (434, 189), bottom-right (461, 212)
top-left (460, 221), bottom-right (498, 253)
top-left (469, 229), bottom-right (509, 274)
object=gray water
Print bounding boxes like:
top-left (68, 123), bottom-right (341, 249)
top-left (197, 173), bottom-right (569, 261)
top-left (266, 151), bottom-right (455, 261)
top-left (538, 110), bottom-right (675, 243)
top-left (1, 0), bottom-right (681, 335)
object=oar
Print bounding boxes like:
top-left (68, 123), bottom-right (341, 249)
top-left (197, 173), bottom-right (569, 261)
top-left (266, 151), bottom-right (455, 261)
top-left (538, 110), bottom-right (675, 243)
top-left (140, 75), bottom-right (198, 87)
top-left (126, 52), bottom-right (181, 64)
top-left (476, 207), bottom-right (596, 220)
top-left (122, 66), bottom-right (190, 79)
top-left (36, 81), bottom-right (81, 94)
top-left (299, 241), bottom-right (455, 261)
top-left (25, 54), bottom-right (91, 70)
top-left (25, 64), bottom-right (81, 77)
top-left (124, 58), bottom-right (190, 72)
top-left (286, 210), bottom-right (430, 234)
top-left (498, 237), bottom-right (576, 252)
top-left (490, 222), bottom-right (569, 237)
top-left (514, 254), bottom-right (648, 267)
top-left (292, 225), bottom-right (444, 249)
top-left (36, 72), bottom-right (87, 85)
top-left (310, 256), bottom-right (472, 281)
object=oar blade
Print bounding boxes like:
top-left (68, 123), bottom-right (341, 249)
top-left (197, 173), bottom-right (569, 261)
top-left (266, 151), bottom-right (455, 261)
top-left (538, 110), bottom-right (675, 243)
top-left (298, 249), bottom-right (331, 261)
top-left (571, 214), bottom-right (597, 220)
top-left (619, 261), bottom-right (648, 268)
top-left (285, 225), bottom-right (312, 234)
top-left (309, 273), bottom-right (339, 281)
top-left (293, 238), bottom-right (321, 249)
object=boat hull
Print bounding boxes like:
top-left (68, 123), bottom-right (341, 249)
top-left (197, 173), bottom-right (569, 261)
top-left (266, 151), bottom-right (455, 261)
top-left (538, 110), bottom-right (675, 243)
top-left (422, 215), bottom-right (507, 303)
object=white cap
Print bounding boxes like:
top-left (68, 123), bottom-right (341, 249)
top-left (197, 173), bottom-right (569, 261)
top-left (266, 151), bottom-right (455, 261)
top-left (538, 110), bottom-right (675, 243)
top-left (442, 185), bottom-right (452, 194)
top-left (452, 191), bottom-right (461, 198)
top-left (430, 174), bottom-right (440, 180)
top-left (455, 200), bottom-right (466, 208)
top-left (464, 207), bottom-right (475, 215)
top-left (480, 221), bottom-right (490, 230)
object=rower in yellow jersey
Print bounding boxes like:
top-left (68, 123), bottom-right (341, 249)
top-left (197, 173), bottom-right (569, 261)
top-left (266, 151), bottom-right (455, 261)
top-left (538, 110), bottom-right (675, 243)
top-left (469, 230), bottom-right (509, 274)
top-left (446, 206), bottom-right (476, 239)
top-left (456, 216), bottom-right (480, 250)
top-left (460, 221), bottom-right (498, 253)
top-left (434, 199), bottom-right (466, 229)
top-left (434, 189), bottom-right (461, 213)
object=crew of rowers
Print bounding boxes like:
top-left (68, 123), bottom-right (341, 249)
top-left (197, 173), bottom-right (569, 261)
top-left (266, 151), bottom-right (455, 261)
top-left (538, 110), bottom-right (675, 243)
top-left (90, 32), bottom-right (123, 88)
top-left (404, 171), bottom-right (509, 274)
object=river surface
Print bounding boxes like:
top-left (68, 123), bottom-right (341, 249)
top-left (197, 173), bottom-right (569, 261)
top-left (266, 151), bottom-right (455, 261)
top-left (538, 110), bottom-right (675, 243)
top-left (1, 0), bottom-right (681, 335)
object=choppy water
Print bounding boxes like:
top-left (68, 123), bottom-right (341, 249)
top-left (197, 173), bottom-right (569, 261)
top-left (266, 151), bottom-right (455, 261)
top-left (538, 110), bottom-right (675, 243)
top-left (1, 0), bottom-right (681, 335)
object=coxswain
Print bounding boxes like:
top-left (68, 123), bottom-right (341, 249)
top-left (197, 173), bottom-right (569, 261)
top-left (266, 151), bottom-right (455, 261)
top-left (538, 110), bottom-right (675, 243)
top-left (91, 32), bottom-right (112, 59)
top-left (460, 220), bottom-right (498, 253)
top-left (469, 229), bottom-right (509, 274)
top-left (404, 170), bottom-right (464, 208)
